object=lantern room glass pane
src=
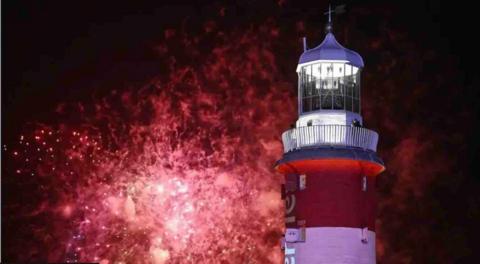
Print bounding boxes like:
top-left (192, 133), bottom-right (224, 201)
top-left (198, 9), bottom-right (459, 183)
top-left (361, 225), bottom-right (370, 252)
top-left (300, 62), bottom-right (361, 114)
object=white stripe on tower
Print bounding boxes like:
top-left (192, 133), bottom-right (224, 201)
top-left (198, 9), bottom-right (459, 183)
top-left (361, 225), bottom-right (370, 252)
top-left (286, 227), bottom-right (375, 264)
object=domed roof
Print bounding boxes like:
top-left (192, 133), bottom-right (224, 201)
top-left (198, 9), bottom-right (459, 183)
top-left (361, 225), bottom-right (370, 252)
top-left (299, 33), bottom-right (364, 67)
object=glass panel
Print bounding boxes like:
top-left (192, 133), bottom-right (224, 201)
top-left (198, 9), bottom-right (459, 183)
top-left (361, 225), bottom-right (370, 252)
top-left (346, 96), bottom-right (352, 111)
top-left (352, 66), bottom-right (359, 75)
top-left (353, 99), bottom-right (360, 113)
top-left (352, 83), bottom-right (359, 98)
top-left (302, 97), bottom-right (311, 112)
top-left (322, 94), bottom-right (333, 109)
top-left (312, 73), bottom-right (320, 96)
top-left (301, 68), bottom-right (307, 97)
top-left (334, 96), bottom-right (344, 109)
top-left (313, 63), bottom-right (321, 89)
top-left (312, 96), bottom-right (320, 111)
top-left (333, 63), bottom-right (344, 78)
top-left (347, 83), bottom-right (353, 97)
top-left (345, 64), bottom-right (352, 76)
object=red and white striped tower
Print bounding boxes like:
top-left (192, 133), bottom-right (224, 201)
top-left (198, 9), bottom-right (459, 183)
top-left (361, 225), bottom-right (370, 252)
top-left (277, 7), bottom-right (385, 264)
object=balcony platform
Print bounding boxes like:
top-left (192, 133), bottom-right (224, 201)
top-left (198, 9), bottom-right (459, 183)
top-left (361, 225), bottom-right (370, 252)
top-left (277, 125), bottom-right (385, 176)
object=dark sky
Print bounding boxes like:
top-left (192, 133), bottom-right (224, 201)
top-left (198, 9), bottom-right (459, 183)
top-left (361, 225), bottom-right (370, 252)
top-left (3, 0), bottom-right (479, 129)
top-left (3, 0), bottom-right (480, 263)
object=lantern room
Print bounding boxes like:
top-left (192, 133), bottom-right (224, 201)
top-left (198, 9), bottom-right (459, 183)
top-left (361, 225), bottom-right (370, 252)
top-left (295, 33), bottom-right (365, 128)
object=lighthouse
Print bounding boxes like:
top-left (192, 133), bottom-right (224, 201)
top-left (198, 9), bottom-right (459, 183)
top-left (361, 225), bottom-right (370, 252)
top-left (277, 6), bottom-right (385, 264)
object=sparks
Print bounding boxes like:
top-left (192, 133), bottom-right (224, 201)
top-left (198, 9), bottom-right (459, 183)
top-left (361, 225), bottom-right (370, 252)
top-left (3, 23), bottom-right (291, 263)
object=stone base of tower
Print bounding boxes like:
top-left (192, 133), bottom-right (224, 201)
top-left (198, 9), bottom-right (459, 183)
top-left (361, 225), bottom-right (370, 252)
top-left (285, 227), bottom-right (376, 264)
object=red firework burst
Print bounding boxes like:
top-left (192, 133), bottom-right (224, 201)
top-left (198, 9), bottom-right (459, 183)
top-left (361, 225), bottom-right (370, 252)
top-left (3, 22), bottom-right (295, 263)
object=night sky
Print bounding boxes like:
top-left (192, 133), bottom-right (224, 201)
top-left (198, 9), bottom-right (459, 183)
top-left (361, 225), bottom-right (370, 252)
top-left (2, 0), bottom-right (480, 263)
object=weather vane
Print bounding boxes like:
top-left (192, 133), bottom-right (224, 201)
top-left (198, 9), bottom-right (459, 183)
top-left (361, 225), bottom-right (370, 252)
top-left (324, 4), bottom-right (346, 33)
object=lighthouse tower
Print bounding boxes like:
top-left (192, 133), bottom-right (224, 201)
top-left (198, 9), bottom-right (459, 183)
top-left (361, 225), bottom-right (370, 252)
top-left (277, 7), bottom-right (385, 264)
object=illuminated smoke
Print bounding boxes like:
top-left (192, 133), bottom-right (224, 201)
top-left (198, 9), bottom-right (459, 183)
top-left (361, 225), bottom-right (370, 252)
top-left (3, 21), bottom-right (295, 263)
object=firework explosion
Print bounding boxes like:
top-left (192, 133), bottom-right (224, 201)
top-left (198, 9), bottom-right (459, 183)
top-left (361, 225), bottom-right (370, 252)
top-left (3, 22), bottom-right (295, 263)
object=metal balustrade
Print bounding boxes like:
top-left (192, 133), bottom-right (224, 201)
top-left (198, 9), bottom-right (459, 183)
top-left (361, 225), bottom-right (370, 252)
top-left (281, 125), bottom-right (378, 153)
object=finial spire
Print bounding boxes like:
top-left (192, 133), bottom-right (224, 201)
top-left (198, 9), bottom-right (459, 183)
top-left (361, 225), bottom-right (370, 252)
top-left (324, 4), bottom-right (346, 34)
top-left (328, 4), bottom-right (332, 23)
